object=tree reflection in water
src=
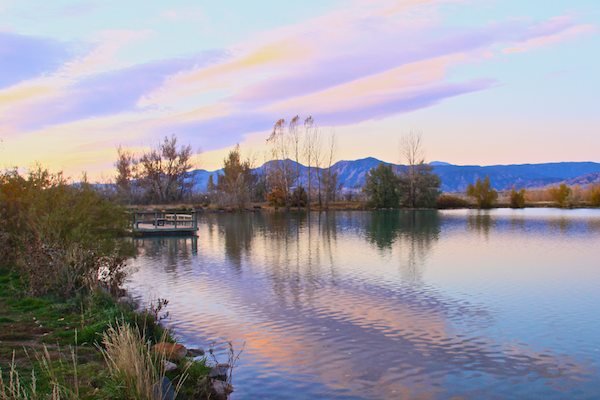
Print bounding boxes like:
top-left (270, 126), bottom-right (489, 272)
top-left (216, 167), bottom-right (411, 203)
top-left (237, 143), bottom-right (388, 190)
top-left (125, 210), bottom-right (600, 400)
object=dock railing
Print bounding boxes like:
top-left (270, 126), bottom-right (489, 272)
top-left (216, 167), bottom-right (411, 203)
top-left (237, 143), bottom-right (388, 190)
top-left (131, 210), bottom-right (198, 235)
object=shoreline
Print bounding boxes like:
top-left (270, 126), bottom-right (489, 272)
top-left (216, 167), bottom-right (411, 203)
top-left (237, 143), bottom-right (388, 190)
top-left (126, 202), bottom-right (600, 213)
top-left (0, 267), bottom-right (231, 399)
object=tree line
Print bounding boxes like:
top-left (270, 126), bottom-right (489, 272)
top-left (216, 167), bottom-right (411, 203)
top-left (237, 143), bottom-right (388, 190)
top-left (114, 117), bottom-right (340, 209)
top-left (112, 127), bottom-right (600, 210)
top-left (203, 116), bottom-right (339, 209)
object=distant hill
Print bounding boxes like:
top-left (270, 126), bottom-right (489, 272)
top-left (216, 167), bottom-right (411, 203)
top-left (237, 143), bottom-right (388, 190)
top-left (188, 159), bottom-right (600, 193)
top-left (562, 172), bottom-right (600, 187)
top-left (431, 162), bottom-right (600, 192)
top-left (429, 161), bottom-right (452, 166)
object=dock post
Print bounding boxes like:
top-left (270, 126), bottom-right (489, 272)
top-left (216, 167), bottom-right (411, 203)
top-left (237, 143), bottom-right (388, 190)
top-left (192, 236), bottom-right (198, 254)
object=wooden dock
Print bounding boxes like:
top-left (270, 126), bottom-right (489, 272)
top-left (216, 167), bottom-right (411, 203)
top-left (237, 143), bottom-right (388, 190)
top-left (131, 210), bottom-right (198, 236)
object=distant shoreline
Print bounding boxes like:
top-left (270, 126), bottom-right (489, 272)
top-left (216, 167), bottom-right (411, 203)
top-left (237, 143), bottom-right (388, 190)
top-left (126, 201), bottom-right (600, 213)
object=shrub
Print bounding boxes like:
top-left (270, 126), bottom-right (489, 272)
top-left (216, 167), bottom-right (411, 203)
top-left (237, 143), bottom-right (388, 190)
top-left (509, 188), bottom-right (526, 208)
top-left (0, 167), bottom-right (130, 297)
top-left (547, 183), bottom-right (571, 208)
top-left (290, 186), bottom-right (308, 208)
top-left (436, 194), bottom-right (469, 209)
top-left (266, 187), bottom-right (287, 208)
top-left (589, 185), bottom-right (600, 207)
top-left (466, 177), bottom-right (498, 209)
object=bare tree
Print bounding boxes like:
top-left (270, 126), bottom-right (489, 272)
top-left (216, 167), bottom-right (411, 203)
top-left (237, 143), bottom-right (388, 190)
top-left (266, 118), bottom-right (295, 208)
top-left (289, 115), bottom-right (302, 188)
top-left (140, 137), bottom-right (190, 202)
top-left (312, 129), bottom-right (323, 207)
top-left (400, 132), bottom-right (425, 208)
top-left (398, 132), bottom-right (441, 208)
top-left (266, 116), bottom-right (338, 210)
top-left (322, 132), bottom-right (337, 209)
top-left (136, 135), bottom-right (194, 203)
top-left (303, 127), bottom-right (338, 209)
top-left (303, 116), bottom-right (315, 209)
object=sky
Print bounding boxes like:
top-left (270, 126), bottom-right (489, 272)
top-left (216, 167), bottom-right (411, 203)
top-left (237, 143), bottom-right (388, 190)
top-left (0, 0), bottom-right (599, 179)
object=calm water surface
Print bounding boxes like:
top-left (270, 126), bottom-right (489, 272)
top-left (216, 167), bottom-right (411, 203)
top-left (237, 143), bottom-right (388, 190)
top-left (125, 209), bottom-right (600, 399)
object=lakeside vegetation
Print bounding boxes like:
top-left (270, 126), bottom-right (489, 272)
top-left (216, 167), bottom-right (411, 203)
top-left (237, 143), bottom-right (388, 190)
top-left (0, 169), bottom-right (226, 399)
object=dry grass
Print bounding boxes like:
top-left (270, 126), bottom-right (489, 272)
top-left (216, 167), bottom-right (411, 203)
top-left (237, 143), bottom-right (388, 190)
top-left (0, 352), bottom-right (39, 400)
top-left (0, 346), bottom-right (78, 400)
top-left (524, 185), bottom-right (600, 207)
top-left (100, 322), bottom-right (187, 400)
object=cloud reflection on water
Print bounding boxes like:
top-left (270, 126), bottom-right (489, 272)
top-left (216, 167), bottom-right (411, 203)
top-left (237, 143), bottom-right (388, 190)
top-left (126, 210), bottom-right (600, 399)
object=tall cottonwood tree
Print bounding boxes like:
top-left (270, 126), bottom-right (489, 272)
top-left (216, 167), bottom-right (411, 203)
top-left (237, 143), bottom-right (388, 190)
top-left (321, 132), bottom-right (338, 209)
top-left (266, 119), bottom-right (295, 208)
top-left (303, 116), bottom-right (316, 208)
top-left (290, 115), bottom-right (302, 187)
top-left (266, 116), bottom-right (338, 208)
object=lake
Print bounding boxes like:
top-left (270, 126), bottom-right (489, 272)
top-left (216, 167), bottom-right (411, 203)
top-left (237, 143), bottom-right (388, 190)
top-left (125, 209), bottom-right (600, 399)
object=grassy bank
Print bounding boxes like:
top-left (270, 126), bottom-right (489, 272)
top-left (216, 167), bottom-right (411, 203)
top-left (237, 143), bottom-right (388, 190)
top-left (0, 267), bottom-right (214, 399)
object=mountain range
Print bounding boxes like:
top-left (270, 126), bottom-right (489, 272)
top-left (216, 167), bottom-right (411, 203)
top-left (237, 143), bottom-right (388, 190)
top-left (189, 158), bottom-right (600, 193)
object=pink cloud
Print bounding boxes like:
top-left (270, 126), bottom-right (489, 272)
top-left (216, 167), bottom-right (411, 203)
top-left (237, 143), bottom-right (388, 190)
top-left (2, 0), bottom-right (595, 177)
top-left (505, 23), bottom-right (595, 54)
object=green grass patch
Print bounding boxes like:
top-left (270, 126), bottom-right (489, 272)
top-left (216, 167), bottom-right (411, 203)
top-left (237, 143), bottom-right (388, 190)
top-left (0, 267), bottom-right (209, 399)
top-left (9, 296), bottom-right (52, 312)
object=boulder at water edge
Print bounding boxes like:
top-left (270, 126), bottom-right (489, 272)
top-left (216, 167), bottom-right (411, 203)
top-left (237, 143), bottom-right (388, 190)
top-left (153, 342), bottom-right (188, 361)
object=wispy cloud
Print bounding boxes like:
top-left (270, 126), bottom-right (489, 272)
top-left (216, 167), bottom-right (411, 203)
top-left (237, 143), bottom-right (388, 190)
top-left (60, 29), bottom-right (155, 78)
top-left (0, 0), bottom-right (596, 176)
top-left (505, 18), bottom-right (595, 53)
top-left (145, 3), bottom-right (592, 143)
top-left (0, 32), bottom-right (70, 88)
top-left (3, 50), bottom-right (224, 132)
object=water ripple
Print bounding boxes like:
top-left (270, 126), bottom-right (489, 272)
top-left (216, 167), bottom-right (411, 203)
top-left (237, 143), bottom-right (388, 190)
top-left (125, 210), bottom-right (600, 399)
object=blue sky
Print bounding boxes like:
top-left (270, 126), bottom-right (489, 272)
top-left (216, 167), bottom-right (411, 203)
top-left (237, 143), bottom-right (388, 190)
top-left (0, 0), bottom-right (598, 178)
